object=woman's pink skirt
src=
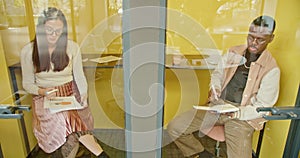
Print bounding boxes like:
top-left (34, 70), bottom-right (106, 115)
top-left (32, 81), bottom-right (94, 153)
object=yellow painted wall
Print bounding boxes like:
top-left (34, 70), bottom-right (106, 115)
top-left (258, 0), bottom-right (300, 157)
top-left (0, 35), bottom-right (27, 157)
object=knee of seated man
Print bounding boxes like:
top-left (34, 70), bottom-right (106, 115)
top-left (166, 121), bottom-right (176, 133)
top-left (166, 121), bottom-right (182, 137)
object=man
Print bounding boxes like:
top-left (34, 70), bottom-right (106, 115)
top-left (167, 15), bottom-right (280, 158)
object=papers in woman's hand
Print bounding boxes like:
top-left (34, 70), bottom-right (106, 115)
top-left (44, 96), bottom-right (84, 113)
top-left (193, 104), bottom-right (239, 113)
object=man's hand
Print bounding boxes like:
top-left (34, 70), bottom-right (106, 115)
top-left (208, 87), bottom-right (221, 104)
top-left (208, 87), bottom-right (221, 101)
top-left (222, 112), bottom-right (239, 119)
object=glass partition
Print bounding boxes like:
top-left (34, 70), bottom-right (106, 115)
top-left (164, 0), bottom-right (300, 158)
top-left (0, 0), bottom-right (299, 158)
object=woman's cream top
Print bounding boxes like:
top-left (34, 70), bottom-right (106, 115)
top-left (20, 40), bottom-right (87, 96)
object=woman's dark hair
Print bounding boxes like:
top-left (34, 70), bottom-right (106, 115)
top-left (32, 7), bottom-right (69, 73)
top-left (251, 15), bottom-right (276, 33)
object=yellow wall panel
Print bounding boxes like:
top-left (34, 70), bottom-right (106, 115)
top-left (0, 35), bottom-right (27, 157)
top-left (259, 0), bottom-right (300, 157)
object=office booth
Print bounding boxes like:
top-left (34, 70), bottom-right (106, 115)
top-left (0, 0), bottom-right (300, 157)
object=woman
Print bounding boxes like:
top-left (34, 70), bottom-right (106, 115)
top-left (20, 7), bottom-right (107, 157)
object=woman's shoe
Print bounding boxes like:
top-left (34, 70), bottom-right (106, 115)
top-left (78, 134), bottom-right (103, 156)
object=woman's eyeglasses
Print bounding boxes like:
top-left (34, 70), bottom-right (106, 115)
top-left (44, 26), bottom-right (63, 36)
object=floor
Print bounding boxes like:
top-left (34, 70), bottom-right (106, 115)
top-left (27, 129), bottom-right (227, 158)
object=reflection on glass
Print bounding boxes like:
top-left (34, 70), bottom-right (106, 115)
top-left (0, 0), bottom-right (8, 29)
top-left (31, 0), bottom-right (86, 19)
top-left (213, 0), bottom-right (262, 32)
top-left (0, 0), bottom-right (26, 28)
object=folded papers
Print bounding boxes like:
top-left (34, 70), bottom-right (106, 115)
top-left (44, 96), bottom-right (84, 113)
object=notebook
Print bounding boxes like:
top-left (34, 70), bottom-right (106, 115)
top-left (193, 103), bottom-right (239, 113)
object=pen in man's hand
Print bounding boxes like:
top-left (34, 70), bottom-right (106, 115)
top-left (211, 85), bottom-right (219, 101)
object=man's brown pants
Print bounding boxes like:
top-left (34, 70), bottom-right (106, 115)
top-left (167, 109), bottom-right (255, 158)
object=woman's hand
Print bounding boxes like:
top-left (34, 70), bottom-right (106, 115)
top-left (38, 88), bottom-right (57, 99)
top-left (80, 94), bottom-right (88, 108)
